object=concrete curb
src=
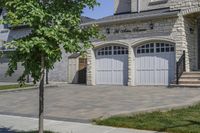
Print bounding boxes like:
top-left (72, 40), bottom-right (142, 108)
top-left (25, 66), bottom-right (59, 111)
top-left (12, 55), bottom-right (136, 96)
top-left (0, 114), bottom-right (158, 133)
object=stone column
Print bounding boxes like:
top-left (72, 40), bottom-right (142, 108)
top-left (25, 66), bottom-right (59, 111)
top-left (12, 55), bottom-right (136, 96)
top-left (128, 45), bottom-right (135, 86)
top-left (87, 48), bottom-right (96, 85)
top-left (173, 15), bottom-right (190, 72)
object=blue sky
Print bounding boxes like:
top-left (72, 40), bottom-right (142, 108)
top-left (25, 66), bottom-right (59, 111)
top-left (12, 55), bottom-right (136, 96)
top-left (83, 0), bottom-right (114, 19)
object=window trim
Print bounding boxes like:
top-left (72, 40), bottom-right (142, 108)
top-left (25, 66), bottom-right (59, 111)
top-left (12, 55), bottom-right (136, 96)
top-left (136, 42), bottom-right (175, 55)
top-left (149, 0), bottom-right (168, 6)
top-left (96, 45), bottom-right (128, 56)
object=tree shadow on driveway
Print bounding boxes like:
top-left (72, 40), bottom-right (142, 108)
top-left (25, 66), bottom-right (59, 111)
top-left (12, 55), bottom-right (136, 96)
top-left (0, 127), bottom-right (54, 133)
top-left (0, 127), bottom-right (16, 133)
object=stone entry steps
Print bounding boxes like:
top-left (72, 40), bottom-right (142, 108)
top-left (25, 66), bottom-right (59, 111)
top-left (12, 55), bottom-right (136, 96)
top-left (171, 72), bottom-right (200, 87)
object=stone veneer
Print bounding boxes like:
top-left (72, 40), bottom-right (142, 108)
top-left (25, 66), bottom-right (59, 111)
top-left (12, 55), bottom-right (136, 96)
top-left (87, 2), bottom-right (200, 86)
top-left (170, 0), bottom-right (200, 10)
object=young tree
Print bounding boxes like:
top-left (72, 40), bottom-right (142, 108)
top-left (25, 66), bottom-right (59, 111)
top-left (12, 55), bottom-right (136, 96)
top-left (0, 0), bottom-right (100, 133)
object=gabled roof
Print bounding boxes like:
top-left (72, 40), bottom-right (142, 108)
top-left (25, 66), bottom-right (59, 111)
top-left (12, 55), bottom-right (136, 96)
top-left (82, 8), bottom-right (180, 26)
top-left (68, 53), bottom-right (80, 59)
top-left (81, 16), bottom-right (95, 24)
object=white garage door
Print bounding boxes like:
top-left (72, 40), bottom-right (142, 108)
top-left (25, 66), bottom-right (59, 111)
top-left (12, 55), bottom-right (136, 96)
top-left (96, 45), bottom-right (128, 85)
top-left (135, 42), bottom-right (175, 85)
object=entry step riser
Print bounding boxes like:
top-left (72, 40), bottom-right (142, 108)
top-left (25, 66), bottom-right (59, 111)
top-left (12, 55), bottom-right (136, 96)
top-left (183, 73), bottom-right (200, 75)
top-left (172, 71), bottom-right (200, 87)
top-left (170, 84), bottom-right (200, 87)
top-left (179, 81), bottom-right (200, 84)
top-left (182, 76), bottom-right (200, 79)
top-left (179, 79), bottom-right (200, 81)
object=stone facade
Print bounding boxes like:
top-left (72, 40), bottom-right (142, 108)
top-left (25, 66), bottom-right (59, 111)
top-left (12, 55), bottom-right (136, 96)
top-left (87, 0), bottom-right (200, 86)
top-left (170, 0), bottom-right (200, 10)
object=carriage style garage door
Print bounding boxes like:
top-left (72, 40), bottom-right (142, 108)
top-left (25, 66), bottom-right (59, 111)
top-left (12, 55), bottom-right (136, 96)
top-left (96, 45), bottom-right (128, 85)
top-left (135, 42), bottom-right (175, 85)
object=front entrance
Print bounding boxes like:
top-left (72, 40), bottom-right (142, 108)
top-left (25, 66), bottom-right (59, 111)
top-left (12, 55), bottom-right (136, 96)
top-left (78, 58), bottom-right (87, 84)
top-left (135, 42), bottom-right (176, 85)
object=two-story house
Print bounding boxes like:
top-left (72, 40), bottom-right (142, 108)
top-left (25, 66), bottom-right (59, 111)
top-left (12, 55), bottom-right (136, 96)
top-left (84, 0), bottom-right (200, 86)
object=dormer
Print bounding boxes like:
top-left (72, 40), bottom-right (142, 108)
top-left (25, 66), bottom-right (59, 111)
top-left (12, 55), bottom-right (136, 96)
top-left (114, 0), bottom-right (131, 14)
top-left (114, 0), bottom-right (170, 15)
top-left (139, 0), bottom-right (170, 11)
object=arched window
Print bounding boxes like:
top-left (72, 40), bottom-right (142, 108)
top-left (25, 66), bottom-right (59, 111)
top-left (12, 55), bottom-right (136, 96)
top-left (97, 45), bottom-right (128, 56)
top-left (136, 42), bottom-right (175, 54)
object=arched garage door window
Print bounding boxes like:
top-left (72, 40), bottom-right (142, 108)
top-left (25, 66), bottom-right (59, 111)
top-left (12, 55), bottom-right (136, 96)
top-left (136, 43), bottom-right (175, 54)
top-left (96, 45), bottom-right (128, 85)
top-left (135, 42), bottom-right (175, 86)
top-left (97, 46), bottom-right (128, 56)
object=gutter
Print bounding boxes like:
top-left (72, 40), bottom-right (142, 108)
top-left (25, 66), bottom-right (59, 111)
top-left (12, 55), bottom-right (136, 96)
top-left (81, 11), bottom-right (179, 26)
top-left (137, 0), bottom-right (140, 13)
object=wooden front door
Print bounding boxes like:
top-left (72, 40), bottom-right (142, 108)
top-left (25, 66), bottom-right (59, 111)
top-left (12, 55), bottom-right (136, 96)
top-left (78, 58), bottom-right (87, 84)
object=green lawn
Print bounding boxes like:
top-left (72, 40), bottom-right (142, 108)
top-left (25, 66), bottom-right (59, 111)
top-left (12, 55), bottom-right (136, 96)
top-left (0, 84), bottom-right (34, 91)
top-left (95, 104), bottom-right (200, 133)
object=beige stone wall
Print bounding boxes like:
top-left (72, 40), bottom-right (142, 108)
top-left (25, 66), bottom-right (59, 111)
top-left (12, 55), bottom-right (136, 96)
top-left (100, 17), bottom-right (176, 42)
top-left (87, 48), bottom-right (96, 85)
top-left (170, 0), bottom-right (200, 10)
top-left (184, 17), bottom-right (198, 71)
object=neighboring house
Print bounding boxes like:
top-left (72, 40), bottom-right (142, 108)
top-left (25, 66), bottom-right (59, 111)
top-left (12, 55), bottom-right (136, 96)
top-left (0, 7), bottom-right (94, 82)
top-left (84, 0), bottom-right (200, 86)
top-left (0, 9), bottom-right (32, 82)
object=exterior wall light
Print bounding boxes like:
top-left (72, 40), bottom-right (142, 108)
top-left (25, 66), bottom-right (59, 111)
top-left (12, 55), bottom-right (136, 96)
top-left (149, 22), bottom-right (154, 30)
top-left (189, 28), bottom-right (194, 34)
top-left (106, 28), bottom-right (110, 34)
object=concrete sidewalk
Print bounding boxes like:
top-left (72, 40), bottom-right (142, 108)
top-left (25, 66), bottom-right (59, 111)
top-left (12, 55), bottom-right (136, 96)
top-left (0, 114), bottom-right (159, 133)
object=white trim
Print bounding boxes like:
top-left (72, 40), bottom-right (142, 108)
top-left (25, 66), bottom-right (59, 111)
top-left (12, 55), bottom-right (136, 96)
top-left (131, 37), bottom-right (175, 47)
top-left (93, 41), bottom-right (129, 50)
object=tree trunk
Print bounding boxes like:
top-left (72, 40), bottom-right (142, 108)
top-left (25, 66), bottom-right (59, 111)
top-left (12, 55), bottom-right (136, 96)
top-left (39, 55), bottom-right (45, 133)
top-left (46, 69), bottom-right (49, 84)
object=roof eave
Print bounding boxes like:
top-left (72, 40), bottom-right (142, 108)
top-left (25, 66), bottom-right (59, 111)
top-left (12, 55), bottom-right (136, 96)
top-left (81, 11), bottom-right (179, 26)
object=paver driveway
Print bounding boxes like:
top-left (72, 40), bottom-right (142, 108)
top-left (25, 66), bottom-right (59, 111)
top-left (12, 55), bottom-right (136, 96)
top-left (0, 84), bottom-right (200, 122)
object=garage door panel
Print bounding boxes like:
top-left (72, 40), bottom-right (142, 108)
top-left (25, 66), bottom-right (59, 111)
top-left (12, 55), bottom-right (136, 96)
top-left (136, 70), bottom-right (155, 85)
top-left (112, 56), bottom-right (128, 70)
top-left (113, 70), bottom-right (124, 85)
top-left (136, 55), bottom-right (155, 70)
top-left (136, 43), bottom-right (175, 86)
top-left (96, 57), bottom-right (112, 70)
top-left (155, 70), bottom-right (168, 85)
top-left (96, 46), bottom-right (128, 85)
top-left (96, 71), bottom-right (112, 84)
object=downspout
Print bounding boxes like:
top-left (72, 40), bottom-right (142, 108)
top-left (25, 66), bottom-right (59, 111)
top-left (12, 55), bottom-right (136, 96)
top-left (137, 0), bottom-right (140, 13)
